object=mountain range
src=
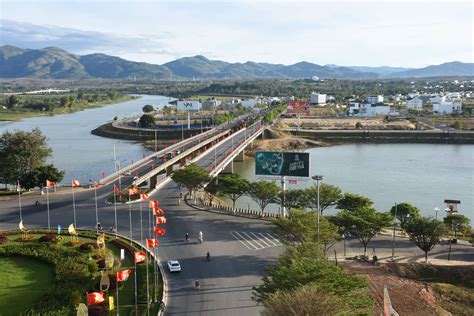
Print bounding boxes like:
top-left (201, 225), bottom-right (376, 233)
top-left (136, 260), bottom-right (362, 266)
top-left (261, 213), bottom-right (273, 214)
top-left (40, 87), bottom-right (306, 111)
top-left (0, 45), bottom-right (472, 80)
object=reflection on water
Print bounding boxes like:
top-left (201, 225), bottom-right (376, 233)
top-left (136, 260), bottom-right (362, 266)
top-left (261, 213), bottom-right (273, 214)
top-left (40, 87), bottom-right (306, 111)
top-left (232, 144), bottom-right (473, 222)
top-left (0, 95), bottom-right (170, 183)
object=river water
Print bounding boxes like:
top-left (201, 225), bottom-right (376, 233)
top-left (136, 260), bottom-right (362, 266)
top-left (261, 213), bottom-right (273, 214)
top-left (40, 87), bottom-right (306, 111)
top-left (233, 144), bottom-right (473, 222)
top-left (1, 95), bottom-right (472, 222)
top-left (0, 94), bottom-right (170, 184)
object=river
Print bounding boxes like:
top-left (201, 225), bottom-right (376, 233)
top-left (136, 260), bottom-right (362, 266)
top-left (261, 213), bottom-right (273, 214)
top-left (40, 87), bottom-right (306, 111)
top-left (0, 94), bottom-right (170, 184)
top-left (1, 95), bottom-right (472, 222)
top-left (232, 144), bottom-right (473, 222)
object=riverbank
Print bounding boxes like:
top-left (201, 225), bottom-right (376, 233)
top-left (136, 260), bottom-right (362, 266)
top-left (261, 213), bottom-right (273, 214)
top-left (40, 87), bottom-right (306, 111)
top-left (0, 94), bottom-right (138, 121)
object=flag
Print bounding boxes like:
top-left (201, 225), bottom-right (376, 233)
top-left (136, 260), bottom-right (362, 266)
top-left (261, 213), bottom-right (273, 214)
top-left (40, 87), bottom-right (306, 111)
top-left (149, 200), bottom-right (159, 208)
top-left (116, 269), bottom-right (132, 282)
top-left (153, 207), bottom-right (164, 215)
top-left (154, 227), bottom-right (166, 236)
top-left (109, 296), bottom-right (114, 311)
top-left (57, 224), bottom-right (61, 235)
top-left (71, 179), bottom-right (80, 187)
top-left (87, 292), bottom-right (105, 305)
top-left (16, 181), bottom-right (21, 192)
top-left (68, 223), bottom-right (77, 235)
top-left (134, 251), bottom-right (146, 263)
top-left (147, 238), bottom-right (158, 248)
top-left (128, 187), bottom-right (139, 195)
top-left (19, 220), bottom-right (25, 231)
top-left (140, 193), bottom-right (149, 200)
top-left (156, 216), bottom-right (167, 224)
top-left (46, 180), bottom-right (55, 187)
top-left (93, 181), bottom-right (100, 188)
top-left (113, 184), bottom-right (120, 195)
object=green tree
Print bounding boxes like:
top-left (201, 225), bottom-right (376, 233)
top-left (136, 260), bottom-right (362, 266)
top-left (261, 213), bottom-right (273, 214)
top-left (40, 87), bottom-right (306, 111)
top-left (6, 95), bottom-right (20, 109)
top-left (219, 174), bottom-right (249, 211)
top-left (404, 217), bottom-right (447, 262)
top-left (306, 183), bottom-right (342, 214)
top-left (452, 121), bottom-right (462, 129)
top-left (280, 189), bottom-right (307, 211)
top-left (139, 114), bottom-right (155, 128)
top-left (171, 163), bottom-right (209, 196)
top-left (389, 202), bottom-right (421, 228)
top-left (337, 193), bottom-right (373, 212)
top-left (443, 214), bottom-right (471, 237)
top-left (333, 207), bottom-right (392, 256)
top-left (204, 176), bottom-right (220, 204)
top-left (248, 180), bottom-right (280, 214)
top-left (0, 128), bottom-right (52, 186)
top-left (59, 96), bottom-right (70, 107)
top-left (142, 104), bottom-right (154, 113)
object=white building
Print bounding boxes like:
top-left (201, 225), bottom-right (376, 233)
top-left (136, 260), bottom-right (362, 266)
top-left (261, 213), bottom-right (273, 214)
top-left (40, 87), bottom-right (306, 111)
top-left (367, 95), bottom-right (384, 104)
top-left (177, 100), bottom-right (201, 112)
top-left (432, 99), bottom-right (462, 114)
top-left (406, 97), bottom-right (423, 110)
top-left (310, 92), bottom-right (326, 105)
top-left (202, 99), bottom-right (221, 110)
top-left (348, 102), bottom-right (390, 117)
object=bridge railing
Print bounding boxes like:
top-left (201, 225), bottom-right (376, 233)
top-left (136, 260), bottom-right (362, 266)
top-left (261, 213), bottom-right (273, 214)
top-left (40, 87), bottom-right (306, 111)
top-left (99, 128), bottom-right (217, 185)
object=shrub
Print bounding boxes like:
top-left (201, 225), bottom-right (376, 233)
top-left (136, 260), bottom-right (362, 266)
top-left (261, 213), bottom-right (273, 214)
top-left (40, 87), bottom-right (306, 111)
top-left (0, 235), bottom-right (7, 244)
top-left (79, 242), bottom-right (99, 251)
top-left (39, 235), bottom-right (59, 243)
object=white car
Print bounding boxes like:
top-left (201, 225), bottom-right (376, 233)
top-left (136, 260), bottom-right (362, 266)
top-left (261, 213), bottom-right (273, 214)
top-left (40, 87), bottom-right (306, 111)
top-left (167, 260), bottom-right (181, 272)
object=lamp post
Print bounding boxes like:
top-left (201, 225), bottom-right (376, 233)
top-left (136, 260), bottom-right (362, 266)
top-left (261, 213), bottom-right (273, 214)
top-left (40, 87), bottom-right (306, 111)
top-left (391, 202), bottom-right (397, 262)
top-left (312, 175), bottom-right (323, 244)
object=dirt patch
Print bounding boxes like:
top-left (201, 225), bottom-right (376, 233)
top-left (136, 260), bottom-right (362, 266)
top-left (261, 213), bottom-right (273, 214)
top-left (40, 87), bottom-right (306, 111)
top-left (276, 117), bottom-right (417, 130)
top-left (343, 261), bottom-right (474, 315)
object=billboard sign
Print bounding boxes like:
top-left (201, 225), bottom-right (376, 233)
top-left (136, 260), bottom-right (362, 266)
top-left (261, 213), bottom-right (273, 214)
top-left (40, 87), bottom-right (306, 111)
top-left (255, 151), bottom-right (309, 177)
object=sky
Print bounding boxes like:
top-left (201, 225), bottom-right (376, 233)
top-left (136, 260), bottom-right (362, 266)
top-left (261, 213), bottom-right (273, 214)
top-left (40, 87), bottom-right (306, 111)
top-left (0, 0), bottom-right (472, 68)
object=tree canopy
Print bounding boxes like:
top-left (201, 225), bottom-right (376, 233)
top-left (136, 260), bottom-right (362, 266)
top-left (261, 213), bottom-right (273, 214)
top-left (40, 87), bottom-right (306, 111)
top-left (337, 192), bottom-right (373, 212)
top-left (305, 183), bottom-right (342, 214)
top-left (443, 214), bottom-right (471, 237)
top-left (0, 128), bottom-right (53, 186)
top-left (389, 202), bottom-right (421, 228)
top-left (142, 104), bottom-right (154, 113)
top-left (404, 217), bottom-right (447, 262)
top-left (248, 180), bottom-right (280, 213)
top-left (218, 174), bottom-right (249, 211)
top-left (171, 163), bottom-right (209, 195)
top-left (20, 164), bottom-right (65, 190)
top-left (139, 114), bottom-right (155, 128)
top-left (279, 189), bottom-right (307, 211)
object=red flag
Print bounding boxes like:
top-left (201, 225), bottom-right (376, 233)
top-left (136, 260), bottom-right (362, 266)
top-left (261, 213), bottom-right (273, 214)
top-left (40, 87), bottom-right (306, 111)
top-left (87, 292), bottom-right (105, 305)
top-left (140, 193), bottom-right (149, 200)
top-left (134, 251), bottom-right (146, 263)
top-left (71, 179), bottom-right (80, 187)
top-left (153, 207), bottom-right (164, 215)
top-left (154, 227), bottom-right (166, 236)
top-left (156, 216), bottom-right (167, 224)
top-left (93, 181), bottom-right (99, 188)
top-left (116, 269), bottom-right (131, 282)
top-left (46, 180), bottom-right (56, 187)
top-left (113, 184), bottom-right (120, 195)
top-left (128, 187), bottom-right (139, 195)
top-left (149, 200), bottom-right (159, 208)
top-left (146, 238), bottom-right (158, 248)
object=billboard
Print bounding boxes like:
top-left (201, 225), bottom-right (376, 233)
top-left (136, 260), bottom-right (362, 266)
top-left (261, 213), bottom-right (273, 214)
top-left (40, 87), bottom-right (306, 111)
top-left (287, 100), bottom-right (310, 115)
top-left (255, 151), bottom-right (310, 177)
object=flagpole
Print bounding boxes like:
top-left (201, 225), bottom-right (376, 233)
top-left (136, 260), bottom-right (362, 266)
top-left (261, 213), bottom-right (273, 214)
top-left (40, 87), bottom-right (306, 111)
top-left (46, 186), bottom-right (51, 231)
top-left (134, 260), bottom-right (138, 316)
top-left (139, 201), bottom-right (143, 246)
top-left (129, 194), bottom-right (133, 245)
top-left (113, 188), bottom-right (118, 239)
top-left (154, 247), bottom-right (157, 301)
top-left (17, 182), bottom-right (22, 221)
top-left (146, 252), bottom-right (150, 313)
top-left (94, 185), bottom-right (99, 234)
top-left (72, 184), bottom-right (77, 228)
top-left (116, 273), bottom-right (120, 316)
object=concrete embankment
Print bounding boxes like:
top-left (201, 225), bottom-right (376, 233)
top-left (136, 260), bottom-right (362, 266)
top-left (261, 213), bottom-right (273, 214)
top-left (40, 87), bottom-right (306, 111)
top-left (91, 122), bottom-right (212, 142)
top-left (278, 129), bottom-right (474, 144)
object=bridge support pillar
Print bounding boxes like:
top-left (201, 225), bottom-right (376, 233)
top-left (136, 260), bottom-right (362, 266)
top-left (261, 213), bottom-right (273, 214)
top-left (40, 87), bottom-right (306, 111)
top-left (150, 175), bottom-right (157, 189)
top-left (223, 160), bottom-right (234, 174)
top-left (166, 165), bottom-right (173, 177)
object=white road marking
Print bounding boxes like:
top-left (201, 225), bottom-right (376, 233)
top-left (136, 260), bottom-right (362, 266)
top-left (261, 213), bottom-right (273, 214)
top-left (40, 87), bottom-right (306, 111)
top-left (230, 231), bottom-right (282, 251)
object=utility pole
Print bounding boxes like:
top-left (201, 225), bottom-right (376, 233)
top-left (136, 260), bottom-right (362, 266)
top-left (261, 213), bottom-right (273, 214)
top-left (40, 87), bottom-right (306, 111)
top-left (312, 175), bottom-right (323, 244)
top-left (391, 202), bottom-right (397, 261)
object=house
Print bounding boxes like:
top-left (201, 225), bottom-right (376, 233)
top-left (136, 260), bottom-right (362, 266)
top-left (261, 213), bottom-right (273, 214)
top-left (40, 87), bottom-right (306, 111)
top-left (202, 99), bottom-right (221, 111)
top-left (177, 100), bottom-right (201, 111)
top-left (367, 95), bottom-right (384, 104)
top-left (287, 101), bottom-right (311, 116)
top-left (433, 99), bottom-right (462, 114)
top-left (406, 97), bottom-right (423, 110)
top-left (310, 92), bottom-right (326, 105)
top-left (241, 99), bottom-right (259, 108)
top-left (348, 102), bottom-right (390, 117)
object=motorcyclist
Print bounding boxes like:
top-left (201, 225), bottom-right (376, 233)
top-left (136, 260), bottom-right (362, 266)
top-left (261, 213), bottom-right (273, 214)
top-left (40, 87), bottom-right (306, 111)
top-left (185, 233), bottom-right (189, 242)
top-left (195, 279), bottom-right (200, 289)
top-left (206, 251), bottom-right (210, 261)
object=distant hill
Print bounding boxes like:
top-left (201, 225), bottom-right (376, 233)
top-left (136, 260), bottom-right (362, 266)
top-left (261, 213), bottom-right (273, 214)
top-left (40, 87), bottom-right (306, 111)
top-left (387, 61), bottom-right (474, 78)
top-left (0, 45), bottom-right (472, 80)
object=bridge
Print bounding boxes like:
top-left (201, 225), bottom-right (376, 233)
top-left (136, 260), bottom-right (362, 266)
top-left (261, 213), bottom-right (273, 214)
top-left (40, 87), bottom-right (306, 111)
top-left (99, 116), bottom-right (264, 196)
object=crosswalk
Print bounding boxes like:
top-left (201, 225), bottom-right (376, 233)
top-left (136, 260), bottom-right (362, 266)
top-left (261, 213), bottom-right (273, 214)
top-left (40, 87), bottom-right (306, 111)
top-left (230, 231), bottom-right (282, 251)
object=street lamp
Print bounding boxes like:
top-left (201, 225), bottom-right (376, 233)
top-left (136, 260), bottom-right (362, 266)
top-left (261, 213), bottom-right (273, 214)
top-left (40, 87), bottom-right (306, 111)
top-left (312, 175), bottom-right (323, 244)
top-left (391, 203), bottom-right (397, 262)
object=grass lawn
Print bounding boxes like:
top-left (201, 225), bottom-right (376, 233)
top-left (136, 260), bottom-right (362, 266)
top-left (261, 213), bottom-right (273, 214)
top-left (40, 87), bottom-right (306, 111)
top-left (0, 256), bottom-right (55, 316)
